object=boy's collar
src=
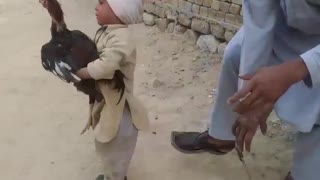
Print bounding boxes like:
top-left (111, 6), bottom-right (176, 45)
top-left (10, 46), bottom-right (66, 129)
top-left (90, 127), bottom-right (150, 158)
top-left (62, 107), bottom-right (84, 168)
top-left (102, 24), bottom-right (128, 33)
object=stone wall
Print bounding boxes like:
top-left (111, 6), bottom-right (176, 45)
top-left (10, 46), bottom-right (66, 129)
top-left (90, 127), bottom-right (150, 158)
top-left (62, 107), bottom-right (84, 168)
top-left (143, 0), bottom-right (243, 55)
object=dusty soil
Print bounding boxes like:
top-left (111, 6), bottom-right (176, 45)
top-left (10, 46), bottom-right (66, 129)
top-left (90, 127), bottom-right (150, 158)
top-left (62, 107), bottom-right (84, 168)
top-left (0, 0), bottom-right (294, 179)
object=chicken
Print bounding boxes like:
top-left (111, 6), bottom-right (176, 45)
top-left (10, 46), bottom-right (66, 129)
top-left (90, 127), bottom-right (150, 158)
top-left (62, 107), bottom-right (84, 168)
top-left (39, 0), bottom-right (125, 104)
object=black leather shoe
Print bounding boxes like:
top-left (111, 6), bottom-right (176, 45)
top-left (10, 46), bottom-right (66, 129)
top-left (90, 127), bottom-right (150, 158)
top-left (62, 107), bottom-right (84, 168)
top-left (171, 130), bottom-right (235, 154)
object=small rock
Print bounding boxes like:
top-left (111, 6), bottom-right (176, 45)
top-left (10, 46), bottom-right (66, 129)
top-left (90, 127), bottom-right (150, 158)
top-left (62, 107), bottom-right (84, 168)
top-left (183, 29), bottom-right (200, 44)
top-left (218, 43), bottom-right (227, 56)
top-left (232, 0), bottom-right (243, 5)
top-left (144, 3), bottom-right (156, 14)
top-left (272, 123), bottom-right (279, 127)
top-left (193, 74), bottom-right (199, 79)
top-left (174, 24), bottom-right (188, 34)
top-left (197, 39), bottom-right (207, 50)
top-left (229, 4), bottom-right (241, 15)
top-left (152, 132), bottom-right (157, 135)
top-left (191, 19), bottom-right (210, 34)
top-left (224, 31), bottom-right (235, 42)
top-left (210, 23), bottom-right (225, 39)
top-left (166, 9), bottom-right (178, 22)
top-left (211, 88), bottom-right (217, 95)
top-left (155, 116), bottom-right (158, 120)
top-left (192, 4), bottom-right (200, 14)
top-left (211, 0), bottom-right (220, 10)
top-left (190, 96), bottom-right (194, 100)
top-left (152, 78), bottom-right (163, 88)
top-left (196, 35), bottom-right (220, 53)
top-left (155, 6), bottom-right (166, 18)
top-left (179, 0), bottom-right (193, 11)
top-left (194, 0), bottom-right (203, 5)
top-left (155, 18), bottom-right (170, 32)
top-left (166, 22), bottom-right (175, 33)
top-left (202, 0), bottom-right (212, 7)
top-left (219, 2), bottom-right (231, 13)
top-left (251, 153), bottom-right (256, 159)
top-left (178, 14), bottom-right (192, 27)
top-left (225, 14), bottom-right (242, 26)
top-left (208, 9), bottom-right (225, 21)
top-left (143, 13), bottom-right (155, 26)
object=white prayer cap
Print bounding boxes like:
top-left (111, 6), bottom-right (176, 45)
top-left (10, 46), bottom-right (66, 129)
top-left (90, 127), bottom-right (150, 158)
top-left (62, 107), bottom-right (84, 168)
top-left (107, 0), bottom-right (144, 24)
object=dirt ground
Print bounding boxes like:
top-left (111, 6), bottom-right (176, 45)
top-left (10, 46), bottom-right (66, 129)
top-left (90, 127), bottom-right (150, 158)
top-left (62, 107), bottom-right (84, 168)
top-left (0, 0), bottom-right (294, 179)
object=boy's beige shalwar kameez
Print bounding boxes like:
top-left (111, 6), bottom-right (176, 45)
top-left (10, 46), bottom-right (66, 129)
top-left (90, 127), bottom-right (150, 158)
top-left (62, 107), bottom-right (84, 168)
top-left (84, 24), bottom-right (148, 180)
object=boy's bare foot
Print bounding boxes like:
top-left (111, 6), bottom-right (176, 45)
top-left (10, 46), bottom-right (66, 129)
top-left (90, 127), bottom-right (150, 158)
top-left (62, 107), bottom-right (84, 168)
top-left (171, 130), bottom-right (235, 154)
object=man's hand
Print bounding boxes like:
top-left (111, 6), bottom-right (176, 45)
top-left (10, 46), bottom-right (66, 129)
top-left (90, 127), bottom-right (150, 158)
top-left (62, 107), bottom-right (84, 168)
top-left (228, 59), bottom-right (309, 114)
top-left (232, 102), bottom-right (273, 152)
top-left (229, 59), bottom-right (309, 152)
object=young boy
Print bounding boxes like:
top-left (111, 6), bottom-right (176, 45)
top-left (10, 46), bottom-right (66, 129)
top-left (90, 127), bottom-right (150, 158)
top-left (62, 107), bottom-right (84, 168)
top-left (75, 0), bottom-right (149, 180)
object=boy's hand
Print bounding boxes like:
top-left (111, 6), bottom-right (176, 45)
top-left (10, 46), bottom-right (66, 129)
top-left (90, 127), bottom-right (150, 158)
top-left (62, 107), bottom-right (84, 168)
top-left (49, 60), bottom-right (81, 83)
top-left (76, 68), bottom-right (93, 80)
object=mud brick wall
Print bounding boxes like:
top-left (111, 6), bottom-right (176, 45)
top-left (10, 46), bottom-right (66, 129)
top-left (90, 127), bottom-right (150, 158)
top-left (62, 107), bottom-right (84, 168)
top-left (143, 0), bottom-right (243, 43)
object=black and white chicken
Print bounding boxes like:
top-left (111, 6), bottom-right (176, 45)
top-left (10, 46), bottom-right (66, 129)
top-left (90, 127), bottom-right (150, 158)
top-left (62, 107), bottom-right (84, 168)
top-left (39, 0), bottom-right (125, 104)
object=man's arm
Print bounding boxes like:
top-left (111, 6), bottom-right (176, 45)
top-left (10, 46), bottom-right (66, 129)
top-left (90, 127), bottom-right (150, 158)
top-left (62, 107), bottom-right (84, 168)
top-left (239, 0), bottom-right (280, 84)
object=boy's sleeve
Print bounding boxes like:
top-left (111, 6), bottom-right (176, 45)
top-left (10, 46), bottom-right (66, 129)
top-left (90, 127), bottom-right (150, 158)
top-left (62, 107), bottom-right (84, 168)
top-left (87, 30), bottom-right (133, 80)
